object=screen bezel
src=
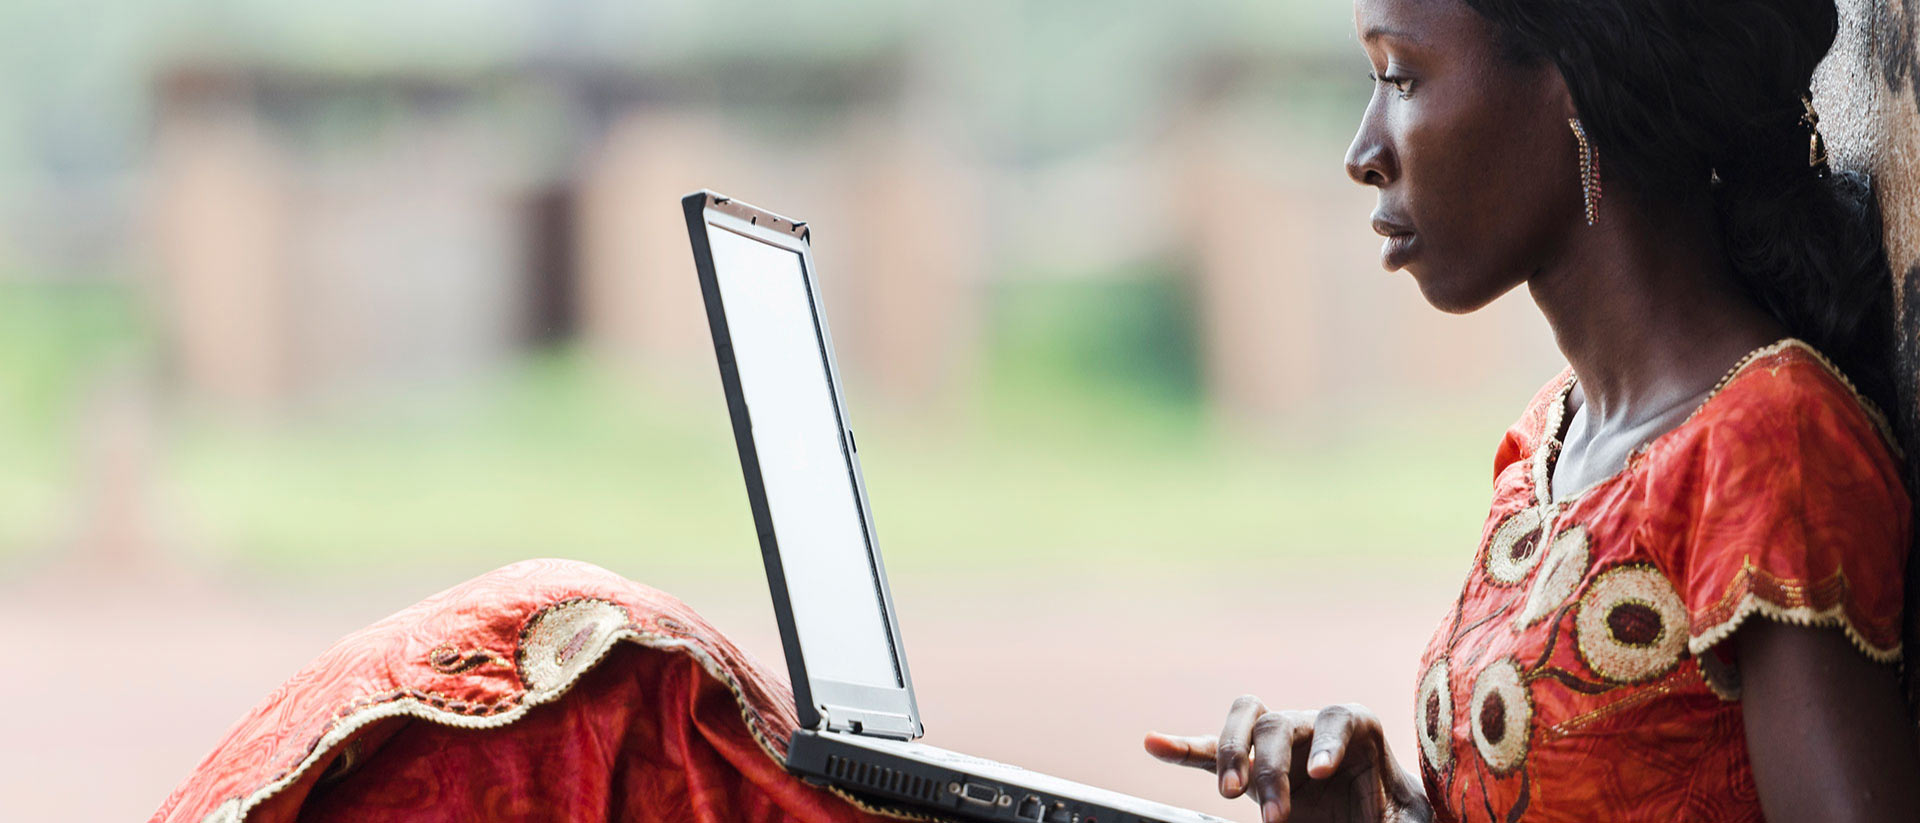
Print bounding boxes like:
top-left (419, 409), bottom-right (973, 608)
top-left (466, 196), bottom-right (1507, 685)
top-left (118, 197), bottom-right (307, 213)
top-left (681, 190), bottom-right (922, 738)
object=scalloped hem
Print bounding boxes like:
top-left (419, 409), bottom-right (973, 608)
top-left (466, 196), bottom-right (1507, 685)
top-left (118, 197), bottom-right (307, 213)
top-left (1687, 592), bottom-right (1902, 701)
top-left (198, 601), bottom-right (942, 823)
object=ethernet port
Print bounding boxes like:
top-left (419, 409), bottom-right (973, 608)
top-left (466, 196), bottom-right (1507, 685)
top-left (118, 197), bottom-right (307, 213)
top-left (1016, 795), bottom-right (1045, 822)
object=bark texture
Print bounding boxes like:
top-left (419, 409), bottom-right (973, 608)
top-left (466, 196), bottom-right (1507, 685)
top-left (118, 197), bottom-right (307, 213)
top-left (1812, 0), bottom-right (1920, 707)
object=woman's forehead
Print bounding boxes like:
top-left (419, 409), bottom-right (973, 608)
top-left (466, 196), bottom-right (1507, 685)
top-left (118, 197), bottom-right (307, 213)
top-left (1353, 0), bottom-right (1484, 50)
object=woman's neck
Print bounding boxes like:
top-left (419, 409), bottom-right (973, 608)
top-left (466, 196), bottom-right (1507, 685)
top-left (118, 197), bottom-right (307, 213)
top-left (1526, 191), bottom-right (1784, 428)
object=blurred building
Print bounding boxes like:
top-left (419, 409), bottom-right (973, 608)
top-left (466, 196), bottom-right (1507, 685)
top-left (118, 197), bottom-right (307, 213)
top-left (146, 47), bottom-right (1562, 423)
top-left (149, 56), bottom-right (986, 410)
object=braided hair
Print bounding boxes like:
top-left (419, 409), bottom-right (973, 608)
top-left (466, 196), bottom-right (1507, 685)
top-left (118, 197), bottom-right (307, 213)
top-left (1459, 0), bottom-right (1897, 418)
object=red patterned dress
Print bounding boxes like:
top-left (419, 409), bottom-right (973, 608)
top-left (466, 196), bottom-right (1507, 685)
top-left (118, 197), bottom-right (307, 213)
top-left (1415, 339), bottom-right (1908, 821)
top-left (150, 559), bottom-right (918, 823)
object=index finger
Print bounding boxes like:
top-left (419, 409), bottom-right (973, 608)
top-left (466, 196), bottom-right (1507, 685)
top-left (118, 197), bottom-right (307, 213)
top-left (1143, 732), bottom-right (1219, 771)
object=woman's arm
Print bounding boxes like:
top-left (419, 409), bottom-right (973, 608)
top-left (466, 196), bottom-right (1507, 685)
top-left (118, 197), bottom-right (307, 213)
top-left (1738, 620), bottom-right (1920, 821)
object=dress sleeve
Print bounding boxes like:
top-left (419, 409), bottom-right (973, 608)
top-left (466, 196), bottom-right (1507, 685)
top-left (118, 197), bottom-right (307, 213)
top-left (1674, 366), bottom-right (1907, 693)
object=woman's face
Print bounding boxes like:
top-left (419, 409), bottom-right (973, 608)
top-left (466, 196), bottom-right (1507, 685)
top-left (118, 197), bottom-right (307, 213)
top-left (1347, 0), bottom-right (1581, 313)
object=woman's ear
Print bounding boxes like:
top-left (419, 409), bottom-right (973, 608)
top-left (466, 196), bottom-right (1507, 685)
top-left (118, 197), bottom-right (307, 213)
top-left (1545, 66), bottom-right (1577, 121)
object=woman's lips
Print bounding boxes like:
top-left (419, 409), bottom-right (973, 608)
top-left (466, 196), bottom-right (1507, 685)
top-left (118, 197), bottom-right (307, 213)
top-left (1369, 212), bottom-right (1416, 270)
top-left (1381, 232), bottom-right (1417, 270)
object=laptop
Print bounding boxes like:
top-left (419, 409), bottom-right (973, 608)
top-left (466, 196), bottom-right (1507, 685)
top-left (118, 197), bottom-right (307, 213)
top-left (681, 190), bottom-right (1230, 823)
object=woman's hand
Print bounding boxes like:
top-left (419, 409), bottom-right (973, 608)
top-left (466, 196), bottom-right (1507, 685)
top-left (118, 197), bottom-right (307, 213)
top-left (1144, 697), bottom-right (1430, 823)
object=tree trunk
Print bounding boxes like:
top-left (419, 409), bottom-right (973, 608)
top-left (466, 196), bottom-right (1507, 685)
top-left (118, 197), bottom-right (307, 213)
top-left (1813, 0), bottom-right (1920, 708)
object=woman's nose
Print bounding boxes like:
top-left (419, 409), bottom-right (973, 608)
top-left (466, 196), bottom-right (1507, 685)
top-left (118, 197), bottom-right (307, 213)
top-left (1344, 123), bottom-right (1394, 187)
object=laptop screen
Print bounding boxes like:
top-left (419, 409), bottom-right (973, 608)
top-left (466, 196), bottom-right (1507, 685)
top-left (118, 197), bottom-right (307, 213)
top-left (707, 223), bottom-right (903, 690)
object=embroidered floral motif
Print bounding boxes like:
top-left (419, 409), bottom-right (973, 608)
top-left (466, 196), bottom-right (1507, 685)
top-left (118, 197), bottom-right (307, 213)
top-left (1415, 658), bottom-right (1454, 772)
top-left (1484, 506), bottom-right (1547, 586)
top-left (1576, 564), bottom-right (1690, 684)
top-left (518, 598), bottom-right (632, 696)
top-left (1404, 342), bottom-right (1910, 822)
top-left (1468, 658), bottom-right (1532, 774)
top-left (1529, 375), bottom-right (1575, 507)
top-left (1514, 526), bottom-right (1590, 629)
top-left (427, 644), bottom-right (512, 675)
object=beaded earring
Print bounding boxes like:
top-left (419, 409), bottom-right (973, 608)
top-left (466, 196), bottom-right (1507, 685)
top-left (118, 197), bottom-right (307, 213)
top-left (1568, 118), bottom-right (1602, 226)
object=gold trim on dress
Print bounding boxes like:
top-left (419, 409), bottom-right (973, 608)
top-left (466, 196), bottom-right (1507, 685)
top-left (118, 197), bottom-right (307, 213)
top-left (1531, 374), bottom-right (1574, 508)
top-left (200, 598), bottom-right (943, 823)
top-left (1529, 338), bottom-right (1901, 511)
top-left (1770, 339), bottom-right (1901, 454)
top-left (1688, 561), bottom-right (1902, 666)
top-left (1545, 667), bottom-right (1697, 736)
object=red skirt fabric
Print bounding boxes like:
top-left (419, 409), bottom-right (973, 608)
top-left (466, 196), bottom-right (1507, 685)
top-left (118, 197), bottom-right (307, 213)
top-left (150, 559), bottom-right (926, 823)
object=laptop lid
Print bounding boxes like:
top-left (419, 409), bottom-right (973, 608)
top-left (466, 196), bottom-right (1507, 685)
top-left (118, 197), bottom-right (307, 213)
top-left (682, 190), bottom-right (923, 740)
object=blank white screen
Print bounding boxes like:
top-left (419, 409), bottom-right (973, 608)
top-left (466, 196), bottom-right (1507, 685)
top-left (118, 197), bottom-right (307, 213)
top-left (708, 223), bottom-right (900, 689)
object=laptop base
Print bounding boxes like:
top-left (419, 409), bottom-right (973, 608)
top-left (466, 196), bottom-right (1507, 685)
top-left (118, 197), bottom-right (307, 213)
top-left (786, 730), bottom-right (1228, 823)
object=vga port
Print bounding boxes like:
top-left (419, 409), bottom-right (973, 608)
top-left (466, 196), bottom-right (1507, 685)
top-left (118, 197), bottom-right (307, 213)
top-left (958, 782), bottom-right (1000, 806)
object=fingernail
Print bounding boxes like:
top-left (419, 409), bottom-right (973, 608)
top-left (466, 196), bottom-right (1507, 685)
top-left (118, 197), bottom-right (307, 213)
top-left (1309, 751), bottom-right (1332, 773)
top-left (1222, 772), bottom-right (1241, 795)
top-left (1263, 800), bottom-right (1282, 823)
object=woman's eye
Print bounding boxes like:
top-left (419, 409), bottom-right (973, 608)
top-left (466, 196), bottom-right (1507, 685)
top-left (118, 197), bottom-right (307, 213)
top-left (1365, 71), bottom-right (1414, 99)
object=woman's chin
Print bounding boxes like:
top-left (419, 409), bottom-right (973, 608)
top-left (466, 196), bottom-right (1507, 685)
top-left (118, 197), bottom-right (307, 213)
top-left (1408, 267), bottom-right (1506, 315)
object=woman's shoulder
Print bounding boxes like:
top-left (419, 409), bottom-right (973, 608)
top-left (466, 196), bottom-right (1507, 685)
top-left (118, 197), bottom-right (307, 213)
top-left (1668, 339), bottom-right (1901, 474)
top-left (1645, 340), bottom-right (1909, 668)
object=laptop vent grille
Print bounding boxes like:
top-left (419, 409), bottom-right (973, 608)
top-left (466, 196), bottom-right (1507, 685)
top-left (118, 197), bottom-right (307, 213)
top-left (824, 754), bottom-right (942, 802)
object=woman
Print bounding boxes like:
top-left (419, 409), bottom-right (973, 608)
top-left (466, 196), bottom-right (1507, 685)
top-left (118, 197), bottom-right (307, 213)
top-left (1143, 0), bottom-right (1920, 819)
top-left (154, 0), bottom-right (1919, 820)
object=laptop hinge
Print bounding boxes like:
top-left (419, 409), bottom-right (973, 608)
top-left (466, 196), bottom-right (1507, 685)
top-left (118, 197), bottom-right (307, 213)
top-left (819, 704), bottom-right (918, 740)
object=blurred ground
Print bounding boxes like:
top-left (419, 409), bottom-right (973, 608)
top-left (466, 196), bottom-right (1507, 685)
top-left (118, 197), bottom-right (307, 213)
top-left (1, 557), bottom-right (1459, 822)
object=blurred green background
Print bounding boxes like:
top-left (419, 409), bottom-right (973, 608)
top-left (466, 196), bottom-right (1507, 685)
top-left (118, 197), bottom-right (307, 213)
top-left (0, 0), bottom-right (1561, 579)
top-left (0, 2), bottom-right (1565, 820)
top-left (0, 273), bottom-right (1519, 575)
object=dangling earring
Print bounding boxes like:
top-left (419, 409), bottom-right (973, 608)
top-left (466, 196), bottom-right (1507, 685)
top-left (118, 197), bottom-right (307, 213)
top-left (1568, 118), bottom-right (1602, 226)
top-left (1799, 94), bottom-right (1830, 176)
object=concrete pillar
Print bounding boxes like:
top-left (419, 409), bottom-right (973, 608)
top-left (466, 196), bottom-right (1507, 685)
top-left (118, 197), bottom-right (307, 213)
top-left (577, 109), bottom-right (981, 407)
top-left (287, 121), bottom-right (522, 402)
top-left (576, 110), bottom-right (744, 379)
top-left (150, 100), bottom-right (294, 408)
top-left (832, 117), bottom-right (984, 407)
top-left (1168, 114), bottom-right (1332, 425)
